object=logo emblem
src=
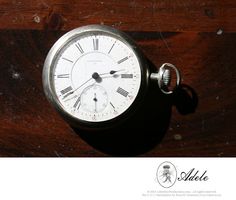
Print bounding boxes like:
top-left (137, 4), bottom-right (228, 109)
top-left (157, 161), bottom-right (177, 188)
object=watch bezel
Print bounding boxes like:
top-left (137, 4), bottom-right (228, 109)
top-left (42, 25), bottom-right (149, 130)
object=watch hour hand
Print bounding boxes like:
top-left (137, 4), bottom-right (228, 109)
top-left (110, 69), bottom-right (125, 74)
top-left (109, 70), bottom-right (118, 74)
top-left (99, 69), bottom-right (125, 76)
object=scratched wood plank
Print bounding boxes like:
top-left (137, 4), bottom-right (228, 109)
top-left (0, 0), bottom-right (235, 32)
top-left (0, 30), bottom-right (235, 156)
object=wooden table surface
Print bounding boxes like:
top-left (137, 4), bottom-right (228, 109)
top-left (0, 0), bottom-right (235, 156)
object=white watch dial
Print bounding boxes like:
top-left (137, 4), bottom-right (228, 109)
top-left (53, 33), bottom-right (142, 122)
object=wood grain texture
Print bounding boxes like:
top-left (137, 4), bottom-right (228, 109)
top-left (0, 0), bottom-right (235, 156)
top-left (0, 0), bottom-right (235, 32)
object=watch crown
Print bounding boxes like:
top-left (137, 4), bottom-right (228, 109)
top-left (162, 69), bottom-right (171, 87)
top-left (150, 63), bottom-right (181, 94)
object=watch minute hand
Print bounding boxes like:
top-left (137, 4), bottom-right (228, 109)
top-left (64, 94), bottom-right (78, 102)
top-left (62, 77), bottom-right (93, 99)
top-left (73, 77), bottom-right (93, 92)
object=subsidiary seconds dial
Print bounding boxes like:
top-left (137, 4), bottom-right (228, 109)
top-left (52, 29), bottom-right (142, 122)
top-left (80, 84), bottom-right (108, 113)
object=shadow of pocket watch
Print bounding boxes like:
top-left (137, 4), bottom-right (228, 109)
top-left (42, 25), bottom-right (181, 131)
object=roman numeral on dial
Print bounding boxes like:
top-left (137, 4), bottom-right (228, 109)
top-left (108, 41), bottom-right (116, 54)
top-left (93, 38), bottom-right (99, 50)
top-left (75, 42), bottom-right (84, 54)
top-left (117, 56), bottom-right (128, 64)
top-left (110, 102), bottom-right (115, 109)
top-left (116, 87), bottom-right (129, 97)
top-left (121, 74), bottom-right (133, 78)
top-left (57, 74), bottom-right (69, 78)
top-left (73, 96), bottom-right (81, 109)
top-left (61, 86), bottom-right (74, 99)
top-left (62, 57), bottom-right (73, 63)
top-left (60, 86), bottom-right (73, 95)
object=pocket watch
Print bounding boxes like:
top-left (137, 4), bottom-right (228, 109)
top-left (42, 25), bottom-right (181, 130)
